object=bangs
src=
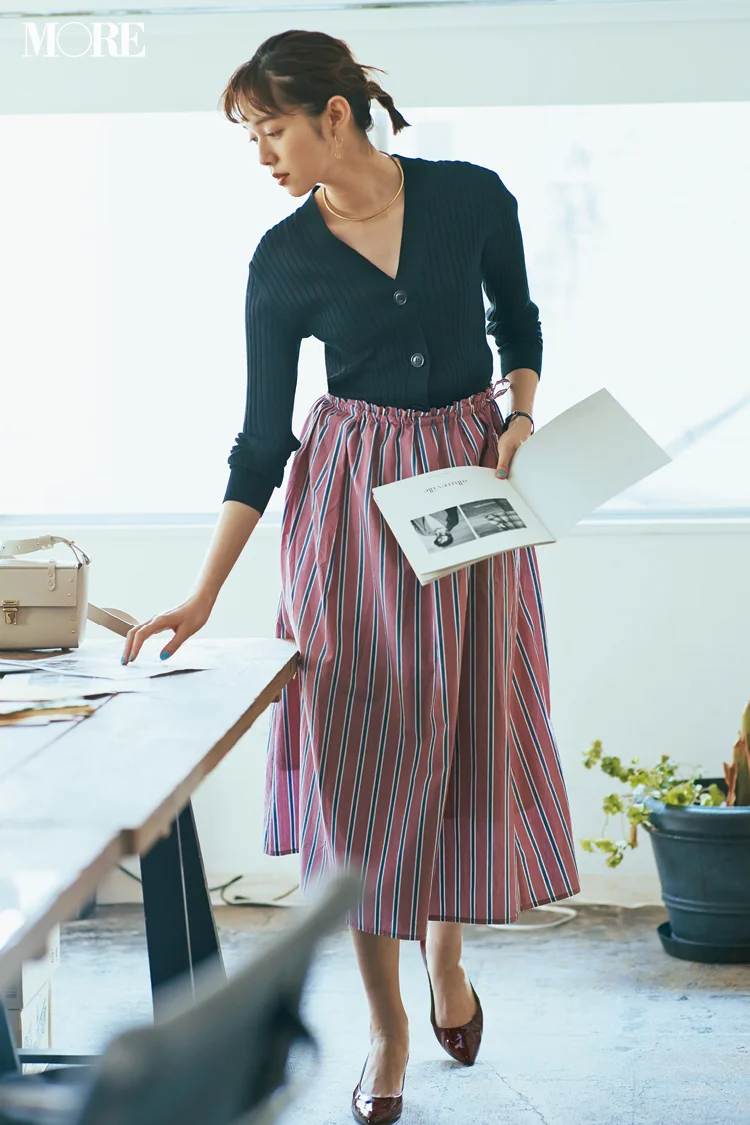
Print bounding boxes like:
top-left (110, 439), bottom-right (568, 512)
top-left (220, 64), bottom-right (295, 126)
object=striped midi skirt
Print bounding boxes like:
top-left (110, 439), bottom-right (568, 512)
top-left (263, 379), bottom-right (581, 940)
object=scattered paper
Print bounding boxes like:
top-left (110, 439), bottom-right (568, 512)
top-left (0, 637), bottom-right (216, 679)
top-left (0, 672), bottom-right (156, 702)
top-left (0, 658), bottom-right (52, 671)
top-left (0, 651), bottom-right (209, 681)
top-left (0, 698), bottom-right (98, 725)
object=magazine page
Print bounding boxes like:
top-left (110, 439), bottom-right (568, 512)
top-left (372, 466), bottom-right (555, 584)
top-left (509, 388), bottom-right (672, 539)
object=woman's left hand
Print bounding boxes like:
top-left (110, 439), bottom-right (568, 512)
top-left (496, 416), bottom-right (533, 478)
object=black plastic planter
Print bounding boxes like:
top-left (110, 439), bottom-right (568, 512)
top-left (644, 777), bottom-right (750, 963)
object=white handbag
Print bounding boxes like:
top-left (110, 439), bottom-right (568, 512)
top-left (0, 535), bottom-right (137, 651)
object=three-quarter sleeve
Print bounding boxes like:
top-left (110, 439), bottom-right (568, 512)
top-left (480, 171), bottom-right (543, 380)
top-left (223, 259), bottom-right (304, 515)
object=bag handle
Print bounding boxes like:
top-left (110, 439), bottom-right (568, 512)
top-left (86, 605), bottom-right (139, 637)
top-left (0, 535), bottom-right (138, 638)
top-left (0, 535), bottom-right (90, 566)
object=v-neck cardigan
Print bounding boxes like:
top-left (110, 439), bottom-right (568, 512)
top-left (223, 153), bottom-right (543, 516)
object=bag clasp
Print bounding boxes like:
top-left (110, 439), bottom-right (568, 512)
top-left (2, 599), bottom-right (19, 625)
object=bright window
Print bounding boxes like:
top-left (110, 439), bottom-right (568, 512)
top-left (2, 103), bottom-right (748, 518)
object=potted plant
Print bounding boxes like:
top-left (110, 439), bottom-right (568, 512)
top-left (579, 700), bottom-right (750, 964)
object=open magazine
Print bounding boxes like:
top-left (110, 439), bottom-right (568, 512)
top-left (371, 388), bottom-right (672, 585)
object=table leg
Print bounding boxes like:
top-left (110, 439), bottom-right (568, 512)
top-left (13, 802), bottom-right (225, 1071)
top-left (0, 1004), bottom-right (19, 1078)
top-left (140, 800), bottom-right (225, 1016)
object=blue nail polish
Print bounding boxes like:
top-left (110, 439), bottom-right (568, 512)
top-left (160, 651), bottom-right (170, 660)
top-left (121, 655), bottom-right (127, 664)
top-left (128, 653), bottom-right (136, 662)
top-left (497, 470), bottom-right (506, 478)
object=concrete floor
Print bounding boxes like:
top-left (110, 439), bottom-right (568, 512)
top-left (49, 903), bottom-right (749, 1125)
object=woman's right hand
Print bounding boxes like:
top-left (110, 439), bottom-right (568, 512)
top-left (121, 595), bottom-right (213, 664)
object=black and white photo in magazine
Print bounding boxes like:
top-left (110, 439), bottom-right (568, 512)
top-left (410, 506), bottom-right (474, 552)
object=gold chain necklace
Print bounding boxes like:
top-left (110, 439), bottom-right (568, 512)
top-left (321, 153), bottom-right (404, 222)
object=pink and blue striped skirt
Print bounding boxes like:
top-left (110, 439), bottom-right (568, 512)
top-left (263, 378), bottom-right (580, 940)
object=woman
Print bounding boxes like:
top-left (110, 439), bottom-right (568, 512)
top-left (122, 29), bottom-right (581, 1125)
top-left (412, 506), bottom-right (460, 547)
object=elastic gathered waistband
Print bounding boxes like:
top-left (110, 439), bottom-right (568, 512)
top-left (322, 376), bottom-right (510, 425)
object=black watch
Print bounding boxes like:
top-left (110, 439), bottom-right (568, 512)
top-left (504, 410), bottom-right (535, 435)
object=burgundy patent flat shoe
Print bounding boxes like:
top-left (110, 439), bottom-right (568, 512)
top-left (351, 1050), bottom-right (408, 1125)
top-left (419, 938), bottom-right (483, 1065)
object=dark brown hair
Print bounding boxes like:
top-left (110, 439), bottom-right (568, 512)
top-left (219, 29), bottom-right (410, 139)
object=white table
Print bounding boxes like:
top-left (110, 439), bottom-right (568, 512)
top-left (0, 637), bottom-right (299, 1074)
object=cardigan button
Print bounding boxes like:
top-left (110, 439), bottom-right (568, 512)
top-left (393, 290), bottom-right (407, 305)
top-left (410, 353), bottom-right (425, 367)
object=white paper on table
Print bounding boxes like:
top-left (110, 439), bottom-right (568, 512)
top-left (0, 672), bottom-right (156, 701)
top-left (0, 696), bottom-right (105, 725)
top-left (0, 697), bottom-right (94, 714)
top-left (1, 651), bottom-right (209, 681)
top-left (0, 636), bottom-right (215, 680)
top-left (0, 658), bottom-right (50, 671)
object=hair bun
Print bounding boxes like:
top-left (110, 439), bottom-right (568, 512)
top-left (220, 31), bottom-right (411, 137)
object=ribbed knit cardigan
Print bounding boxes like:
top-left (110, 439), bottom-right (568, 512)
top-left (224, 153), bottom-right (543, 515)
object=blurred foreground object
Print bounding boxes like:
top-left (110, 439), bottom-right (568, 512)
top-left (0, 871), bottom-right (361, 1125)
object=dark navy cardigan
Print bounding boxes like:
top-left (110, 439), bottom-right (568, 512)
top-left (224, 153), bottom-right (543, 515)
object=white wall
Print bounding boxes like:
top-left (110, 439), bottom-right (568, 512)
top-left (3, 0), bottom-right (750, 911)
top-left (3, 516), bottom-right (748, 910)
